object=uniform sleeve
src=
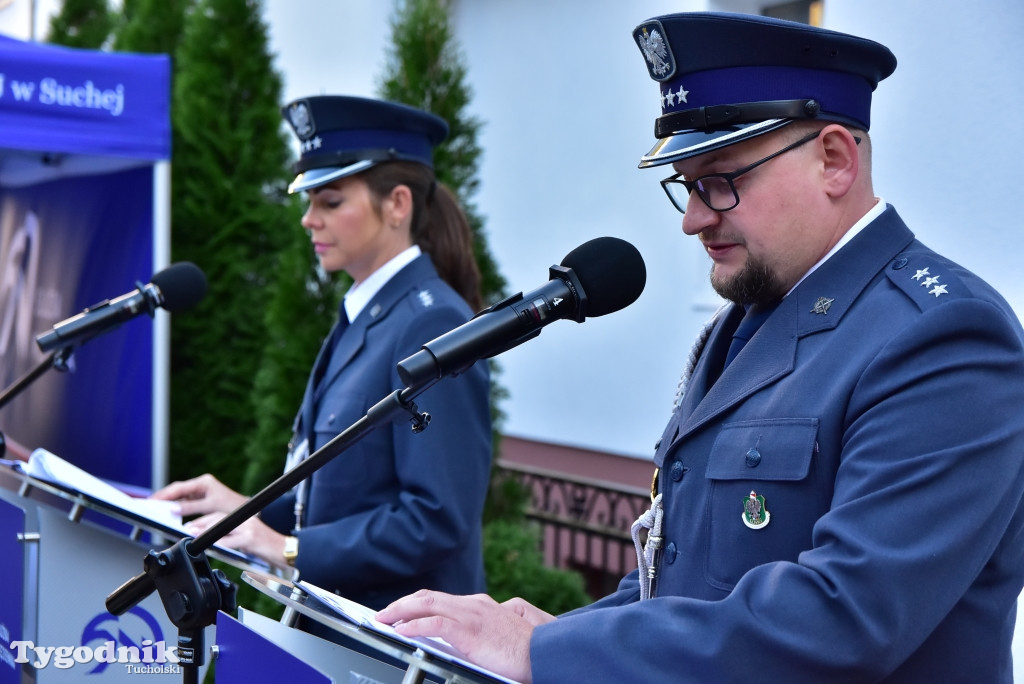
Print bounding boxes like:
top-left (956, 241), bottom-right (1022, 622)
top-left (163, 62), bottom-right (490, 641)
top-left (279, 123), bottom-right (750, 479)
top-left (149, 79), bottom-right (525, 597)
top-left (290, 301), bottom-right (491, 594)
top-left (531, 298), bottom-right (1024, 682)
top-left (259, 490), bottom-right (296, 534)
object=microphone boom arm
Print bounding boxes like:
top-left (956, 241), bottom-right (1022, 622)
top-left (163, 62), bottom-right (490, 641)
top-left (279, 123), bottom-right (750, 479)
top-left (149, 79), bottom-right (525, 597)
top-left (105, 380), bottom-right (437, 683)
top-left (105, 381), bottom-right (437, 614)
top-left (0, 346), bottom-right (74, 412)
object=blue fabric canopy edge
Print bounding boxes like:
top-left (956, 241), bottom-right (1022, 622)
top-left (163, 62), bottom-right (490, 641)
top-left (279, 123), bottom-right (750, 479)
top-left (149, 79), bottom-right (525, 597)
top-left (0, 34), bottom-right (171, 162)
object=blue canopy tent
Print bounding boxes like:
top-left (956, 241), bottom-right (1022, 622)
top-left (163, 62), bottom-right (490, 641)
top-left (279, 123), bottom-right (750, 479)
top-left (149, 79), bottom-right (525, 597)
top-left (0, 34), bottom-right (172, 490)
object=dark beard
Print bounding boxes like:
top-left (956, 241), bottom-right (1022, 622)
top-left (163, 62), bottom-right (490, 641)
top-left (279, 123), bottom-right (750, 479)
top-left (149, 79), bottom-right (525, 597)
top-left (710, 256), bottom-right (786, 306)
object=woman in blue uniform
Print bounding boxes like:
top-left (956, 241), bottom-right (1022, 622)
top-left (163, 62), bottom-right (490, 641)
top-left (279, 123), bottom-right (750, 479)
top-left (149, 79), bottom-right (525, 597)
top-left (153, 95), bottom-right (492, 610)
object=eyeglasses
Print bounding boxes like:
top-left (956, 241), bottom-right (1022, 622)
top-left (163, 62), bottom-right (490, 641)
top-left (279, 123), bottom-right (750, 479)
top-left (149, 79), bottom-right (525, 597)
top-left (660, 129), bottom-right (824, 214)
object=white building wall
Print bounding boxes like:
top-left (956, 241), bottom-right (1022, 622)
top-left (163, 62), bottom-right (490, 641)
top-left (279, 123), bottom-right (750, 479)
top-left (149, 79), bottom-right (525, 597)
top-left (449, 0), bottom-right (712, 461)
top-left (827, 0), bottom-right (1024, 314)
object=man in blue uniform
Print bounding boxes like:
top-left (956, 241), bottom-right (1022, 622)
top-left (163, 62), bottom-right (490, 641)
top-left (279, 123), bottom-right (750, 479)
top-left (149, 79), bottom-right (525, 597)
top-left (377, 12), bottom-right (1024, 682)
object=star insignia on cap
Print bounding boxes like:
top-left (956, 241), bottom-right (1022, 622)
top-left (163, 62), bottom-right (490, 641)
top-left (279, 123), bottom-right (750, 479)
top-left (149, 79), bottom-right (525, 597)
top-left (675, 85), bottom-right (689, 104)
top-left (301, 136), bottom-right (323, 153)
top-left (811, 297), bottom-right (834, 315)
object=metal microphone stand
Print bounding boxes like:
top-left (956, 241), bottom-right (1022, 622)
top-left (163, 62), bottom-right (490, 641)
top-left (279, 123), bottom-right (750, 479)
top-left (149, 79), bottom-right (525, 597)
top-left (104, 380), bottom-right (438, 684)
top-left (0, 346), bottom-right (74, 412)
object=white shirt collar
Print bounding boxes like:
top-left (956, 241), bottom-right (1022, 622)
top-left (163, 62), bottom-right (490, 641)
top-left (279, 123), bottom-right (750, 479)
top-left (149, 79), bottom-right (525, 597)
top-left (787, 197), bottom-right (886, 297)
top-left (343, 245), bottom-right (422, 323)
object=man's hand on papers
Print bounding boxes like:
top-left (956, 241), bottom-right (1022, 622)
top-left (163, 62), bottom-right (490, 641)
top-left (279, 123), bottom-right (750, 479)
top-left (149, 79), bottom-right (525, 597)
top-left (377, 590), bottom-right (554, 684)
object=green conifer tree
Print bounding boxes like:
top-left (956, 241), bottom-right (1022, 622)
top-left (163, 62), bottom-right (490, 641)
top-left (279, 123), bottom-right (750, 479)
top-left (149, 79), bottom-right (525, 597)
top-left (47, 0), bottom-right (113, 49)
top-left (112, 0), bottom-right (191, 55)
top-left (106, 0), bottom-right (332, 496)
top-left (379, 0), bottom-right (505, 307)
top-left (166, 0), bottom-right (301, 488)
top-left (378, 0), bottom-right (511, 496)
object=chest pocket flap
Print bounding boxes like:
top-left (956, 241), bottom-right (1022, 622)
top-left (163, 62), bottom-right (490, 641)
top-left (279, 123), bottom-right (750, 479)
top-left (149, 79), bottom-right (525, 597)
top-left (706, 418), bottom-right (818, 481)
top-left (701, 417), bottom-right (820, 591)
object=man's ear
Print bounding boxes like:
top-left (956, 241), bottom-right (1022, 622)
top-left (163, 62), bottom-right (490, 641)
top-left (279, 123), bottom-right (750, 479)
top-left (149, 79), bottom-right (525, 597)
top-left (819, 124), bottom-right (861, 199)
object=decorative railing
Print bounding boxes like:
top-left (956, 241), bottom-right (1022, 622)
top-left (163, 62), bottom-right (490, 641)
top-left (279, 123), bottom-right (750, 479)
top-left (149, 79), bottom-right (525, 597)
top-left (494, 460), bottom-right (652, 599)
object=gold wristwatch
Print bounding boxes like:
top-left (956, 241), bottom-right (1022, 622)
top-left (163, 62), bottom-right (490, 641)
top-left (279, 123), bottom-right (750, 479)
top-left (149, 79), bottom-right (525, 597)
top-left (283, 535), bottom-right (299, 566)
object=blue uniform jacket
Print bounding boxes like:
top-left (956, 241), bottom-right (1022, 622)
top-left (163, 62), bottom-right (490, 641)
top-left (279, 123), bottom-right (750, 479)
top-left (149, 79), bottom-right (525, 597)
top-left (532, 206), bottom-right (1024, 682)
top-left (262, 254), bottom-right (492, 610)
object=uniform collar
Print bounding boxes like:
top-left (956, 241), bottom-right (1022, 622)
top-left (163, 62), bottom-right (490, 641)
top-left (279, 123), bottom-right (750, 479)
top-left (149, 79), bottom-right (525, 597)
top-left (671, 205), bottom-right (915, 445)
top-left (343, 245), bottom-right (422, 322)
top-left (786, 197), bottom-right (886, 297)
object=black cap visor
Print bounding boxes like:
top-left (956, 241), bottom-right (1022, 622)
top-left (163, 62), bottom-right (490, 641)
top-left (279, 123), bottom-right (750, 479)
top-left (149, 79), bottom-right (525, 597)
top-left (288, 160), bottom-right (376, 194)
top-left (639, 118), bottom-right (796, 168)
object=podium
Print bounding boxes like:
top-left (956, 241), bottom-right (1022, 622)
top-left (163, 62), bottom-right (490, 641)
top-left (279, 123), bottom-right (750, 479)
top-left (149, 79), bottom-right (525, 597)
top-left (0, 462), bottom-right (516, 683)
top-left (215, 571), bottom-right (515, 684)
top-left (0, 465), bottom-right (265, 683)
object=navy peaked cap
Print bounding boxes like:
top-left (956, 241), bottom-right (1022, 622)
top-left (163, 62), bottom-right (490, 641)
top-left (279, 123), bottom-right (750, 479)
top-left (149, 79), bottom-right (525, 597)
top-left (282, 95), bottom-right (448, 193)
top-left (632, 12), bottom-right (897, 167)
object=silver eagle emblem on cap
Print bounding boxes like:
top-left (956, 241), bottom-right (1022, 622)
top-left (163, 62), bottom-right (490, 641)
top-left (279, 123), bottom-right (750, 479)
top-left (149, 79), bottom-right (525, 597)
top-left (634, 21), bottom-right (675, 82)
top-left (287, 100), bottom-right (315, 140)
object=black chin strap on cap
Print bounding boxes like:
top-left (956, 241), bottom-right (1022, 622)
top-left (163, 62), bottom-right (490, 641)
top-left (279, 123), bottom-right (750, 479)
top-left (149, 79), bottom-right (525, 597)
top-left (655, 99), bottom-right (822, 138)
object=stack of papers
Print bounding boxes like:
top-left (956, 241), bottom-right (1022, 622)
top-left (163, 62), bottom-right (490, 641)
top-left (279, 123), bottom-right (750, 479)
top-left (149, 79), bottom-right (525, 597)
top-left (297, 581), bottom-right (521, 684)
top-left (19, 447), bottom-right (184, 531)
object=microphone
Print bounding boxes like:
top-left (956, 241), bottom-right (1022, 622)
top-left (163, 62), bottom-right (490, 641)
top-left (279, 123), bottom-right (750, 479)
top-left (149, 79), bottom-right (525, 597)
top-left (35, 262), bottom-right (208, 353)
top-left (398, 236), bottom-right (646, 391)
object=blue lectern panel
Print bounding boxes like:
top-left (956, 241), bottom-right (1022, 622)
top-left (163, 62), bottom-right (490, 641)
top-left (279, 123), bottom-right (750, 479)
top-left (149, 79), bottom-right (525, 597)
top-left (216, 612), bottom-right (332, 684)
top-left (0, 499), bottom-right (25, 683)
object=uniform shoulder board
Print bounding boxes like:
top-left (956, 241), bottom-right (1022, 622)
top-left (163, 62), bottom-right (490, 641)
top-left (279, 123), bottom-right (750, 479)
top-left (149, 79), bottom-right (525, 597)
top-left (886, 253), bottom-right (966, 310)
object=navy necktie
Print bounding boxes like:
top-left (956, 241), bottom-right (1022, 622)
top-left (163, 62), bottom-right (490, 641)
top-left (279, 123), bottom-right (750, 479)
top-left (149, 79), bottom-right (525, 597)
top-left (312, 306), bottom-right (349, 390)
top-left (724, 302), bottom-right (778, 369)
